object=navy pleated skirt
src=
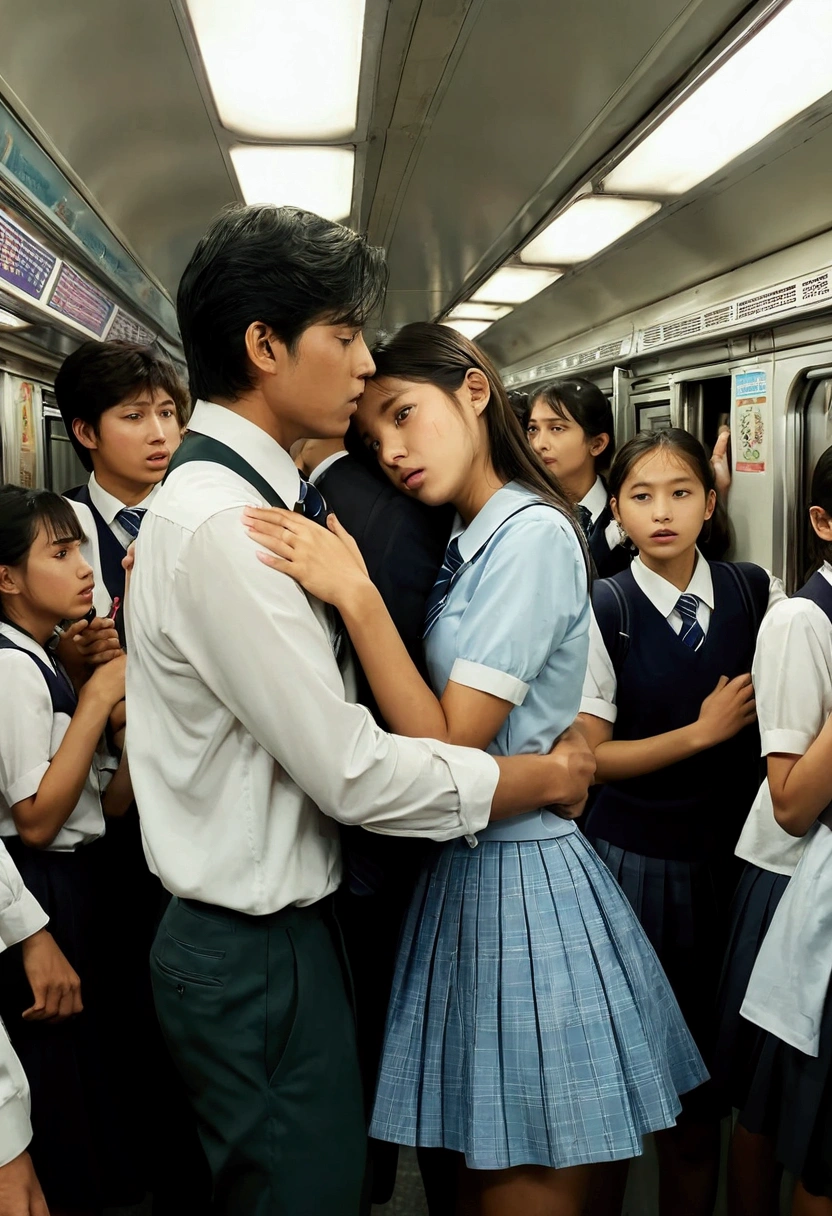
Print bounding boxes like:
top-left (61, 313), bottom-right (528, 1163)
top-left (711, 861), bottom-right (789, 1118)
top-left (370, 830), bottom-right (707, 1170)
top-left (0, 837), bottom-right (146, 1209)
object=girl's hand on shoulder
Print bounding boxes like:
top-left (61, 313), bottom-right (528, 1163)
top-left (243, 506), bottom-right (370, 608)
top-left (695, 672), bottom-right (756, 747)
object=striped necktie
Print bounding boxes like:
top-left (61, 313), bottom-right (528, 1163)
top-left (423, 538), bottom-right (464, 637)
top-left (115, 506), bottom-right (147, 539)
top-left (575, 504), bottom-right (592, 537)
top-left (676, 593), bottom-right (705, 651)
top-left (294, 475), bottom-right (328, 523)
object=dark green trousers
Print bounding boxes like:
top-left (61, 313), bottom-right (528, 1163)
top-left (150, 896), bottom-right (367, 1215)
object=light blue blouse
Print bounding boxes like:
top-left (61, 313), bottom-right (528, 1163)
top-left (426, 482), bottom-right (590, 841)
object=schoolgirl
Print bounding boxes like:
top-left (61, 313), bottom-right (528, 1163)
top-left (526, 379), bottom-right (733, 575)
top-left (0, 484), bottom-right (135, 1214)
top-left (718, 445), bottom-right (832, 1216)
top-left (578, 428), bottom-right (784, 1216)
top-left (245, 323), bottom-right (706, 1216)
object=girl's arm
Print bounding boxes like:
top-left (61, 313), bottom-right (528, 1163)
top-left (768, 712), bottom-right (832, 836)
top-left (101, 753), bottom-right (132, 819)
top-left (578, 672), bottom-right (757, 782)
top-left (11, 657), bottom-right (126, 849)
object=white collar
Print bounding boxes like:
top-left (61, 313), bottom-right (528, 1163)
top-left (579, 475), bottom-right (609, 524)
top-left (309, 450), bottom-right (348, 487)
top-left (88, 473), bottom-right (159, 525)
top-left (0, 620), bottom-right (52, 665)
top-left (454, 482), bottom-right (541, 563)
top-left (187, 401), bottom-right (301, 507)
top-left (631, 548), bottom-right (714, 619)
top-left (821, 562), bottom-right (832, 589)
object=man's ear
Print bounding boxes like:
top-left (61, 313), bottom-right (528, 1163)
top-left (72, 418), bottom-right (99, 453)
top-left (245, 322), bottom-right (284, 379)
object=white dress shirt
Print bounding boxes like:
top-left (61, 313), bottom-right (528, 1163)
top-left (308, 449), bottom-right (348, 487)
top-left (734, 563), bottom-right (832, 875)
top-left (0, 623), bottom-right (114, 850)
top-left (125, 401), bottom-right (498, 916)
top-left (0, 840), bottom-right (49, 1166)
top-left (581, 550), bottom-right (785, 723)
top-left (67, 476), bottom-right (160, 616)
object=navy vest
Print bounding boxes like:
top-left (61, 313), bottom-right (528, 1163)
top-left (64, 483), bottom-right (127, 605)
top-left (793, 569), bottom-right (832, 621)
top-left (0, 634), bottom-right (77, 717)
top-left (587, 501), bottom-right (633, 579)
top-left (586, 561), bottom-right (769, 861)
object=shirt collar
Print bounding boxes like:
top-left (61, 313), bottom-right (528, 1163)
top-left (821, 562), bottom-right (832, 589)
top-left (308, 450), bottom-right (348, 487)
top-left (579, 475), bottom-right (609, 524)
top-left (88, 473), bottom-right (159, 525)
top-left (454, 482), bottom-right (539, 563)
top-left (0, 620), bottom-right (52, 664)
top-left (631, 548), bottom-right (714, 619)
top-left (187, 401), bottom-right (301, 507)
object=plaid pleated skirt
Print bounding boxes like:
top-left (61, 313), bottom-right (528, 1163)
top-left (369, 829), bottom-right (707, 1170)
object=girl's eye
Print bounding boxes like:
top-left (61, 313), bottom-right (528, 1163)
top-left (339, 334), bottom-right (357, 347)
top-left (160, 409), bottom-right (175, 419)
top-left (394, 406), bottom-right (412, 427)
top-left (632, 493), bottom-right (650, 502)
top-left (526, 426), bottom-right (537, 436)
top-left (125, 413), bottom-right (142, 421)
top-left (673, 489), bottom-right (691, 498)
top-left (55, 549), bottom-right (68, 559)
top-left (550, 425), bottom-right (565, 433)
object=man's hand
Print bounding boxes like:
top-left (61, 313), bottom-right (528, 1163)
top-left (19, 930), bottom-right (82, 1023)
top-left (0, 1151), bottom-right (49, 1215)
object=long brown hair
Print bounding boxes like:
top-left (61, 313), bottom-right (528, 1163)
top-left (370, 323), bottom-right (589, 564)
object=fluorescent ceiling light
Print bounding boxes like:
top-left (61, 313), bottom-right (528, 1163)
top-left (604, 0), bottom-right (832, 196)
top-left (186, 0), bottom-right (365, 139)
top-left (471, 266), bottom-right (561, 305)
top-left (0, 308), bottom-right (29, 329)
top-left (230, 146), bottom-right (354, 221)
top-left (441, 319), bottom-right (492, 340)
top-left (447, 302), bottom-right (512, 321)
top-left (520, 196), bottom-right (660, 265)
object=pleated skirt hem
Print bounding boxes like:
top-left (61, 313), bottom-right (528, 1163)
top-left (370, 830), bottom-right (706, 1170)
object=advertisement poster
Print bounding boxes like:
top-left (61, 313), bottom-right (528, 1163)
top-left (15, 378), bottom-right (37, 488)
top-left (0, 211), bottom-right (57, 300)
top-left (734, 369), bottom-right (768, 473)
top-left (48, 263), bottom-right (114, 337)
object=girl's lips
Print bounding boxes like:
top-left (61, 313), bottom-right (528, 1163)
top-left (649, 531), bottom-right (679, 543)
top-left (402, 470), bottom-right (425, 490)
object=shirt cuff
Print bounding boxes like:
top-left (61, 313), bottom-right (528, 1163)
top-left (0, 1095), bottom-right (31, 1168)
top-left (436, 748), bottom-right (498, 843)
top-left (0, 892), bottom-right (48, 952)
top-left (579, 696), bottom-right (617, 723)
top-left (760, 728), bottom-right (813, 757)
top-left (449, 658), bottom-right (529, 706)
top-left (6, 763), bottom-right (49, 809)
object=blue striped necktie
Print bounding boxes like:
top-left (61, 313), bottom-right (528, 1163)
top-left (575, 504), bottom-right (592, 537)
top-left (424, 538), bottom-right (464, 637)
top-left (115, 506), bottom-right (147, 539)
top-left (676, 593), bottom-right (705, 651)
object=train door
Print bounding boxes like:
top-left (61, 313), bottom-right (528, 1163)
top-left (42, 394), bottom-right (86, 493)
top-left (786, 367), bottom-right (832, 590)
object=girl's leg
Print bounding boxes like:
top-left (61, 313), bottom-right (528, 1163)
top-left (582, 1158), bottom-right (630, 1216)
top-left (727, 1123), bottom-right (782, 1216)
top-left (792, 1182), bottom-right (832, 1216)
top-left (654, 1116), bottom-right (721, 1216)
top-left (458, 1162), bottom-right (591, 1216)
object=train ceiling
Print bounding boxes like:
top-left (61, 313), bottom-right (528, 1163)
top-left (0, 0), bottom-right (830, 370)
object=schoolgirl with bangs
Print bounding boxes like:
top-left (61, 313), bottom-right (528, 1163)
top-left (579, 429), bottom-right (784, 1216)
top-left (0, 485), bottom-right (134, 1212)
top-left (246, 324), bottom-right (707, 1216)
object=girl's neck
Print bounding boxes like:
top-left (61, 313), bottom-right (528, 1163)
top-left (560, 464), bottom-right (598, 505)
top-left (453, 454), bottom-right (506, 524)
top-left (639, 545), bottom-right (699, 592)
top-left (1, 602), bottom-right (60, 647)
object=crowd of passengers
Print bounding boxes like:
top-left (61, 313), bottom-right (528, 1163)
top-left (0, 203), bottom-right (829, 1216)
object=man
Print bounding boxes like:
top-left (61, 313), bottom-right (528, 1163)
top-left (126, 204), bottom-right (593, 1215)
top-left (0, 839), bottom-right (83, 1216)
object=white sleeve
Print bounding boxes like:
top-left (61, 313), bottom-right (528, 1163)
top-left (0, 655), bottom-right (54, 808)
top-left (580, 608), bottom-right (618, 723)
top-left (174, 509), bottom-right (499, 840)
top-left (752, 599), bottom-right (832, 756)
top-left (0, 843), bottom-right (47, 951)
top-left (0, 1024), bottom-right (30, 1167)
top-left (764, 571), bottom-right (787, 614)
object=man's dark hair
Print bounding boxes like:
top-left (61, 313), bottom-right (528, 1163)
top-left (55, 340), bottom-right (190, 472)
top-left (176, 204), bottom-right (388, 403)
